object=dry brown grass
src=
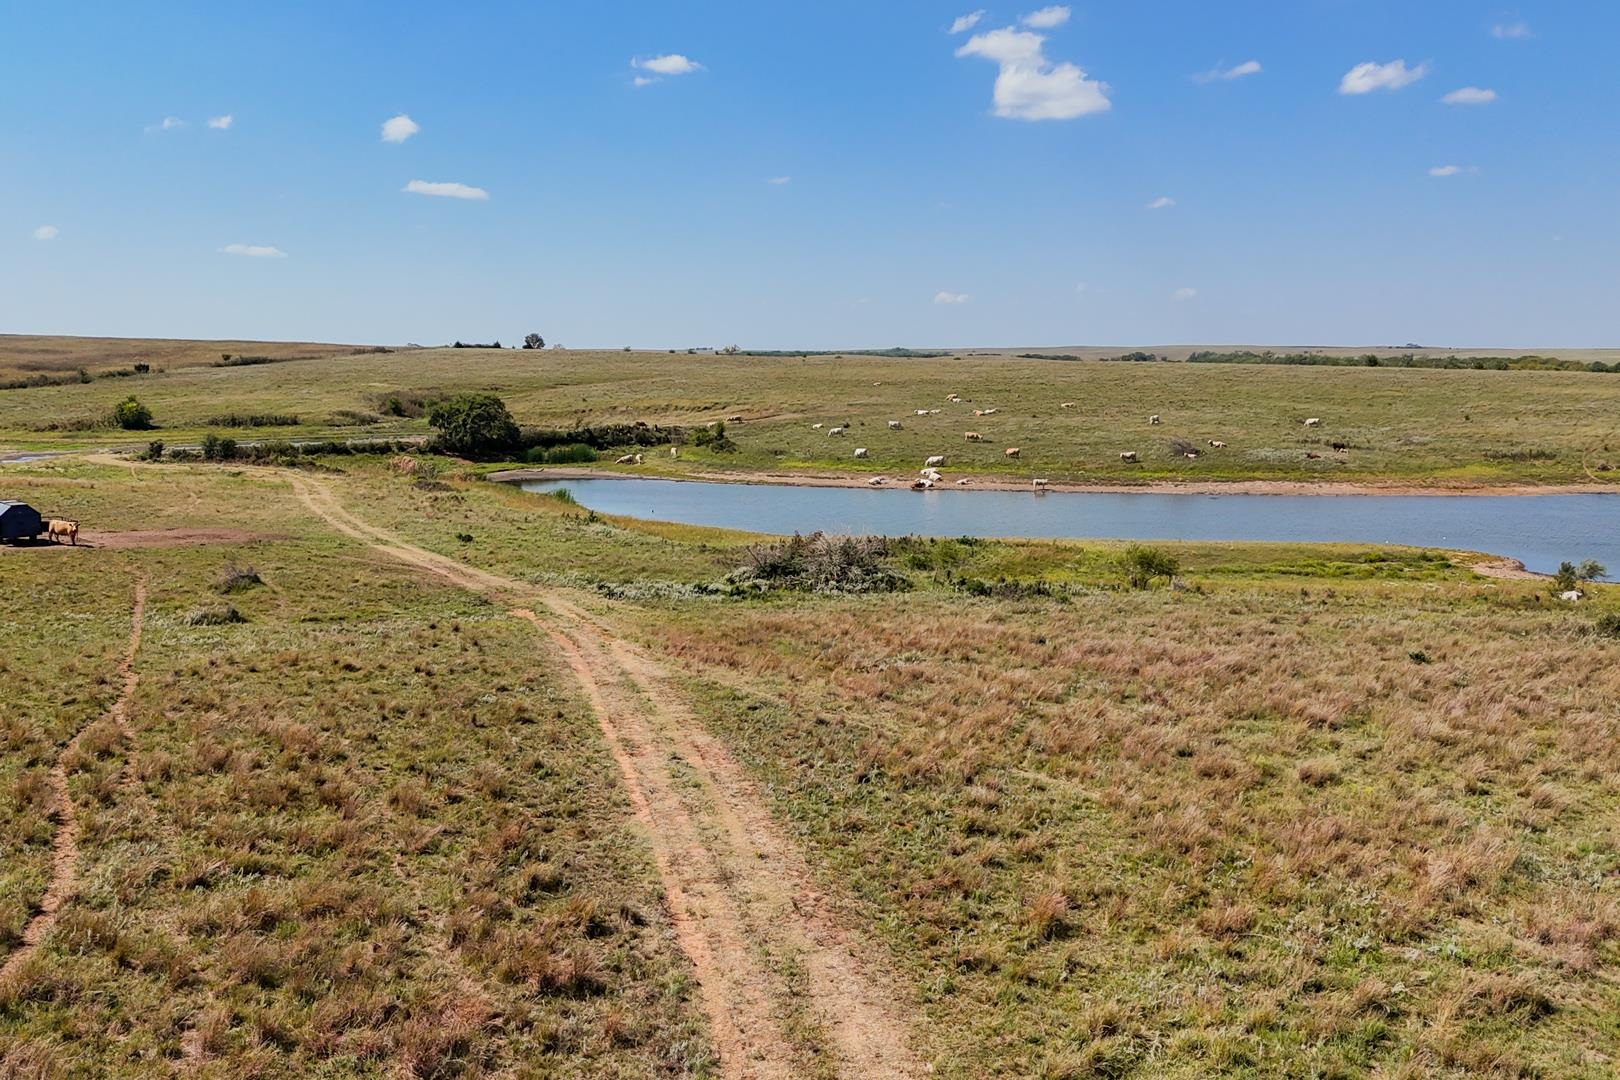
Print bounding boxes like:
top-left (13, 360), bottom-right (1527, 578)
top-left (647, 582), bottom-right (1620, 1077)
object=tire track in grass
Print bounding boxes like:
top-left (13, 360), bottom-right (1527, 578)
top-left (0, 578), bottom-right (146, 985)
top-left (286, 472), bottom-right (922, 1079)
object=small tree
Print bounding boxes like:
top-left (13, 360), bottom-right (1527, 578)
top-left (523, 332), bottom-right (545, 350)
top-left (426, 393), bottom-right (520, 457)
top-left (112, 396), bottom-right (154, 430)
top-left (1118, 544), bottom-right (1180, 590)
top-left (1554, 560), bottom-right (1608, 593)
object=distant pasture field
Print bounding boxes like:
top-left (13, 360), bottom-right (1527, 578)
top-left (1, 344), bottom-right (1618, 485)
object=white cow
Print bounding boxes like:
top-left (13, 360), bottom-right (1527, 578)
top-left (828, 426), bottom-right (845, 436)
top-left (811, 422), bottom-right (823, 429)
top-left (1032, 478), bottom-right (1050, 489)
top-left (915, 409), bottom-right (930, 416)
top-left (1149, 414), bottom-right (1161, 425)
top-left (868, 476), bottom-right (886, 486)
top-left (1060, 401), bottom-right (1076, 409)
top-left (1120, 451), bottom-right (1139, 463)
top-left (1304, 417), bottom-right (1321, 427)
top-left (925, 455), bottom-right (946, 468)
top-left (888, 420), bottom-right (902, 430)
top-left (854, 447), bottom-right (869, 459)
top-left (1209, 440), bottom-right (1227, 448)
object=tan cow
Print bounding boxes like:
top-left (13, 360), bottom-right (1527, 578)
top-left (1149, 414), bottom-right (1161, 425)
top-left (47, 519), bottom-right (80, 545)
top-left (1004, 447), bottom-right (1021, 459)
top-left (964, 431), bottom-right (983, 442)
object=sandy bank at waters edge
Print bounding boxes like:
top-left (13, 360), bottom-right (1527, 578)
top-left (487, 466), bottom-right (1619, 499)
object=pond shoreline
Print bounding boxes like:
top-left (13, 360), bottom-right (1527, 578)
top-left (488, 466), bottom-right (1618, 499)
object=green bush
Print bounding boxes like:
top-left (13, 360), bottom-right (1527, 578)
top-left (1595, 612), bottom-right (1620, 639)
top-left (1118, 544), bottom-right (1180, 590)
top-left (426, 393), bottom-right (520, 458)
top-left (112, 396), bottom-right (154, 430)
top-left (523, 442), bottom-right (597, 465)
top-left (689, 420), bottom-right (737, 452)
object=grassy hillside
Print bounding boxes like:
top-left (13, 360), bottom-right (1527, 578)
top-left (0, 335), bottom-right (365, 381)
top-left (2, 345), bottom-right (1618, 486)
top-left (2, 454), bottom-right (1617, 1076)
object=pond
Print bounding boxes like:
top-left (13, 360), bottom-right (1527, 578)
top-left (515, 476), bottom-right (1619, 578)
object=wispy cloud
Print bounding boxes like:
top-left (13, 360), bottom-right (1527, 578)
top-left (1491, 21), bottom-right (1532, 39)
top-left (1442, 86), bottom-right (1497, 105)
top-left (1195, 59), bottom-right (1261, 83)
top-left (955, 26), bottom-right (1110, 120)
top-left (1146, 195), bottom-right (1176, 210)
top-left (33, 225), bottom-right (58, 241)
top-left (207, 114), bottom-right (233, 130)
top-left (147, 116), bottom-right (186, 133)
top-left (1074, 282), bottom-right (1087, 293)
top-left (767, 176), bottom-right (790, 185)
top-left (221, 243), bottom-right (286, 258)
top-left (381, 114), bottom-right (420, 143)
top-left (1428, 164), bottom-right (1478, 177)
top-left (403, 180), bottom-right (489, 200)
top-left (1171, 287), bottom-right (1197, 301)
top-left (949, 9), bottom-right (985, 34)
top-left (631, 54), bottom-right (703, 86)
top-left (933, 291), bottom-right (971, 305)
top-left (1020, 5), bottom-right (1070, 29)
top-left (1339, 59), bottom-right (1429, 95)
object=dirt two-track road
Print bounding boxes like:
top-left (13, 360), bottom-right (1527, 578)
top-left (286, 474), bottom-right (922, 1079)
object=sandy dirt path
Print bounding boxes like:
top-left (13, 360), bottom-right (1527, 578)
top-left (0, 578), bottom-right (146, 985)
top-left (285, 473), bottom-right (921, 1079)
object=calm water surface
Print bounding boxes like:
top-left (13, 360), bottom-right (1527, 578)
top-left (517, 476), bottom-right (1619, 578)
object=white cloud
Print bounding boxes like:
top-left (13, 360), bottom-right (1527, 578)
top-left (949, 10), bottom-right (985, 34)
top-left (381, 114), bottom-right (420, 143)
top-left (221, 243), bottom-right (286, 258)
top-left (933, 291), bottom-right (970, 305)
top-left (1491, 22), bottom-right (1532, 39)
top-left (1074, 282), bottom-right (1087, 293)
top-left (632, 75), bottom-right (658, 87)
top-left (404, 179), bottom-right (488, 200)
top-left (1339, 59), bottom-right (1429, 95)
top-left (207, 114), bottom-right (233, 130)
top-left (955, 27), bottom-right (1111, 120)
top-left (1428, 164), bottom-right (1478, 177)
top-left (1195, 59), bottom-right (1261, 83)
top-left (147, 116), bottom-right (185, 132)
top-left (1171, 287), bottom-right (1197, 301)
top-left (634, 54), bottom-right (702, 76)
top-left (767, 176), bottom-right (790, 185)
top-left (33, 225), bottom-right (58, 241)
top-left (1146, 195), bottom-right (1175, 210)
top-left (1442, 86), bottom-right (1497, 105)
top-left (1020, 5), bottom-right (1070, 28)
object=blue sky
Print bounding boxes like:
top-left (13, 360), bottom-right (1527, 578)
top-left (4, 2), bottom-right (1616, 349)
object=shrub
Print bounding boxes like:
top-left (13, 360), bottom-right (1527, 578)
top-left (203, 413), bottom-right (300, 428)
top-left (523, 443), bottom-right (597, 465)
top-left (184, 605), bottom-right (247, 626)
top-left (215, 562), bottom-right (263, 594)
top-left (200, 434), bottom-right (238, 462)
top-left (689, 420), bottom-right (737, 452)
top-left (1118, 544), bottom-right (1180, 589)
top-left (1595, 612), bottom-right (1620, 639)
top-left (735, 532), bottom-right (905, 593)
top-left (112, 397), bottom-right (154, 430)
top-left (426, 393), bottom-right (520, 458)
top-left (519, 422), bottom-right (683, 452)
top-left (141, 440), bottom-right (165, 462)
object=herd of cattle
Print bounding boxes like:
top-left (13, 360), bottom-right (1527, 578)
top-left (597, 401), bottom-right (1338, 490)
top-left (813, 399), bottom-right (1334, 490)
